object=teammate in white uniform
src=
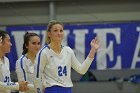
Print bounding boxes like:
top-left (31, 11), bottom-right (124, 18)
top-left (34, 20), bottom-right (100, 93)
top-left (16, 32), bottom-right (41, 93)
top-left (0, 30), bottom-right (29, 93)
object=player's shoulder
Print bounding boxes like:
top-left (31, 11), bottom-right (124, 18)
top-left (16, 55), bottom-right (28, 67)
top-left (37, 44), bottom-right (50, 55)
top-left (4, 56), bottom-right (9, 62)
top-left (63, 46), bottom-right (73, 53)
top-left (3, 56), bottom-right (10, 66)
top-left (17, 55), bottom-right (27, 62)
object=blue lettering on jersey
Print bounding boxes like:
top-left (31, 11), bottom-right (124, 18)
top-left (3, 76), bottom-right (16, 85)
top-left (4, 76), bottom-right (10, 85)
top-left (58, 66), bottom-right (67, 76)
top-left (4, 76), bottom-right (10, 83)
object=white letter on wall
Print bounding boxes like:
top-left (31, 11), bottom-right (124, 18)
top-left (12, 31), bottom-right (25, 57)
top-left (94, 28), bottom-right (121, 70)
top-left (131, 27), bottom-right (140, 69)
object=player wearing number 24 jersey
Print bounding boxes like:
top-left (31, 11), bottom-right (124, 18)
top-left (34, 20), bottom-right (100, 93)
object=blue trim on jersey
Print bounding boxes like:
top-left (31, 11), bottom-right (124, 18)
top-left (36, 45), bottom-right (49, 78)
top-left (20, 55), bottom-right (27, 81)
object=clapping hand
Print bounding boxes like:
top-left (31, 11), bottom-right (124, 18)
top-left (18, 81), bottom-right (29, 92)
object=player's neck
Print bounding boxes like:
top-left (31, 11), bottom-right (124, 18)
top-left (50, 42), bottom-right (62, 54)
top-left (0, 51), bottom-right (4, 59)
top-left (26, 52), bottom-right (36, 64)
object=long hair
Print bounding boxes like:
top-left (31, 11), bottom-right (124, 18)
top-left (46, 20), bottom-right (63, 44)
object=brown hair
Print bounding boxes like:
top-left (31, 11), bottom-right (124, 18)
top-left (46, 20), bottom-right (63, 44)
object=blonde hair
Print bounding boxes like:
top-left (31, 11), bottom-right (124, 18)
top-left (46, 20), bottom-right (63, 44)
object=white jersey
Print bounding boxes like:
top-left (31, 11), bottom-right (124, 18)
top-left (34, 45), bottom-right (94, 93)
top-left (0, 56), bottom-right (19, 93)
top-left (16, 55), bottom-right (35, 93)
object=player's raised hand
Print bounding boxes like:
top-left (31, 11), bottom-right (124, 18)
top-left (18, 81), bottom-right (29, 92)
top-left (90, 37), bottom-right (100, 52)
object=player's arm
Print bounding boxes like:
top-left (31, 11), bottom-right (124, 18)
top-left (71, 50), bottom-right (94, 75)
top-left (0, 81), bottom-right (19, 90)
top-left (16, 57), bottom-right (34, 91)
top-left (71, 37), bottom-right (100, 75)
top-left (34, 48), bottom-right (48, 93)
top-left (0, 57), bottom-right (28, 91)
top-left (0, 81), bottom-right (29, 91)
top-left (16, 58), bottom-right (27, 82)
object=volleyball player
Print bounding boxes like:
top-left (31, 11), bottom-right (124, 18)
top-left (0, 30), bottom-right (29, 93)
top-left (16, 32), bottom-right (41, 93)
top-left (34, 20), bottom-right (100, 93)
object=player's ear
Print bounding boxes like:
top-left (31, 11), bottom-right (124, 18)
top-left (48, 31), bottom-right (51, 37)
top-left (25, 43), bottom-right (28, 49)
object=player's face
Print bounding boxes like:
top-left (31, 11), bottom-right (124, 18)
top-left (27, 36), bottom-right (40, 55)
top-left (49, 24), bottom-right (64, 43)
top-left (1, 34), bottom-right (12, 53)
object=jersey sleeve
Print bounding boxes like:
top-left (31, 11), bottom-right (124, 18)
top-left (27, 84), bottom-right (34, 91)
top-left (34, 48), bottom-right (48, 93)
top-left (16, 58), bottom-right (27, 82)
top-left (16, 56), bottom-right (35, 91)
top-left (71, 48), bottom-right (94, 75)
top-left (0, 81), bottom-right (19, 90)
